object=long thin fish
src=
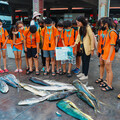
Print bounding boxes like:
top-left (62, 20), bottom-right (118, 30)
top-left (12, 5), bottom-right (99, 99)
top-left (0, 80), bottom-right (9, 93)
top-left (30, 77), bottom-right (71, 86)
top-left (19, 83), bottom-right (50, 96)
top-left (73, 80), bottom-right (106, 107)
top-left (57, 99), bottom-right (94, 120)
top-left (77, 92), bottom-right (101, 114)
top-left (18, 94), bottom-right (53, 106)
top-left (0, 77), bottom-right (18, 88)
top-left (27, 84), bottom-right (76, 91)
top-left (47, 90), bottom-right (76, 101)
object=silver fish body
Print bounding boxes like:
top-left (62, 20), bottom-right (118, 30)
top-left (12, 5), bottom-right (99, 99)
top-left (18, 94), bottom-right (53, 106)
top-left (47, 90), bottom-right (76, 101)
top-left (0, 80), bottom-right (9, 93)
top-left (19, 83), bottom-right (50, 96)
top-left (27, 84), bottom-right (76, 91)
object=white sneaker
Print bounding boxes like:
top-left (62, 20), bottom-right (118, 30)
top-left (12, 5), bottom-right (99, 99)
top-left (77, 73), bottom-right (84, 78)
top-left (79, 75), bottom-right (88, 80)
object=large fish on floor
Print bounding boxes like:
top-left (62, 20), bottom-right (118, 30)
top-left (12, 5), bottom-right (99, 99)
top-left (29, 77), bottom-right (71, 86)
top-left (73, 80), bottom-right (105, 107)
top-left (27, 84), bottom-right (76, 91)
top-left (57, 99), bottom-right (94, 120)
top-left (0, 80), bottom-right (9, 93)
top-left (4, 74), bottom-right (20, 85)
top-left (77, 92), bottom-right (101, 114)
top-left (18, 94), bottom-right (53, 106)
top-left (18, 90), bottom-right (76, 106)
top-left (19, 83), bottom-right (50, 96)
top-left (0, 77), bottom-right (18, 88)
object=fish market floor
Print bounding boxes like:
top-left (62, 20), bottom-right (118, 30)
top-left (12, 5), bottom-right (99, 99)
top-left (0, 54), bottom-right (120, 120)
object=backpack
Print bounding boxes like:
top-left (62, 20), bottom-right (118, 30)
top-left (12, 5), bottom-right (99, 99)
top-left (109, 29), bottom-right (120, 52)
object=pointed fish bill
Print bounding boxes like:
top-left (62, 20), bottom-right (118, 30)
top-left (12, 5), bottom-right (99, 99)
top-left (57, 99), bottom-right (94, 120)
top-left (0, 80), bottom-right (9, 93)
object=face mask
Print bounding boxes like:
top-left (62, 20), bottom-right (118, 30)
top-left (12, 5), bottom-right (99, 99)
top-left (65, 29), bottom-right (70, 32)
top-left (58, 28), bottom-right (62, 31)
top-left (0, 25), bottom-right (2, 28)
top-left (36, 16), bottom-right (40, 20)
top-left (101, 26), bottom-right (106, 31)
top-left (47, 26), bottom-right (52, 29)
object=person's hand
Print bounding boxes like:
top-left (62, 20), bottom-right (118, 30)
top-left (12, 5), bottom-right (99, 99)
top-left (71, 44), bottom-right (75, 48)
top-left (96, 50), bottom-right (98, 56)
top-left (35, 53), bottom-right (39, 58)
top-left (74, 51), bottom-right (77, 56)
top-left (106, 58), bottom-right (110, 64)
top-left (91, 50), bottom-right (94, 56)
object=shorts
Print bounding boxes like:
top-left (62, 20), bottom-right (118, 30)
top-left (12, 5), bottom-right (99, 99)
top-left (0, 48), bottom-right (6, 51)
top-left (61, 55), bottom-right (76, 65)
top-left (98, 52), bottom-right (101, 58)
top-left (77, 51), bottom-right (82, 57)
top-left (27, 48), bottom-right (37, 58)
top-left (43, 50), bottom-right (55, 58)
top-left (13, 46), bottom-right (21, 52)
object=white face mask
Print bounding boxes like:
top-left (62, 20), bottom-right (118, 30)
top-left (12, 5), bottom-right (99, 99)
top-left (0, 25), bottom-right (2, 28)
top-left (36, 16), bottom-right (40, 20)
top-left (58, 28), bottom-right (62, 31)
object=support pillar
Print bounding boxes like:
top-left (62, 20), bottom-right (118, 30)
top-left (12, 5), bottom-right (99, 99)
top-left (98, 0), bottom-right (110, 20)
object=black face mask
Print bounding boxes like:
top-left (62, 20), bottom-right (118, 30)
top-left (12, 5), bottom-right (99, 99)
top-left (101, 26), bottom-right (106, 31)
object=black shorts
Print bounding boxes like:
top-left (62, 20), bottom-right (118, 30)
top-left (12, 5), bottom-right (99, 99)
top-left (98, 52), bottom-right (101, 58)
top-left (77, 51), bottom-right (82, 57)
top-left (27, 48), bottom-right (37, 58)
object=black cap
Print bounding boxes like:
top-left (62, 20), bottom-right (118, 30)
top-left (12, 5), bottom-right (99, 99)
top-left (30, 25), bottom-right (37, 33)
top-left (44, 18), bottom-right (52, 24)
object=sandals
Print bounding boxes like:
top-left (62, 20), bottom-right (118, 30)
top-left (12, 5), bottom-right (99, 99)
top-left (44, 71), bottom-right (49, 76)
top-left (36, 71), bottom-right (40, 75)
top-left (0, 69), bottom-right (4, 74)
top-left (26, 70), bottom-right (33, 75)
top-left (67, 73), bottom-right (72, 77)
top-left (100, 81), bottom-right (107, 87)
top-left (59, 69), bottom-right (63, 75)
top-left (56, 69), bottom-right (59, 74)
top-left (52, 72), bottom-right (56, 76)
top-left (101, 85), bottom-right (114, 92)
top-left (95, 78), bottom-right (103, 84)
top-left (62, 72), bottom-right (66, 75)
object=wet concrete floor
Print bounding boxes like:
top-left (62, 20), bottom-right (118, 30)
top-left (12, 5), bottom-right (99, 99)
top-left (0, 53), bottom-right (120, 120)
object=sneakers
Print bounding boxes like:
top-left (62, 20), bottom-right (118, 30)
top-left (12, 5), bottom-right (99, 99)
top-left (0, 69), bottom-right (4, 74)
top-left (72, 68), bottom-right (77, 72)
top-left (4, 69), bottom-right (8, 73)
top-left (73, 68), bottom-right (80, 74)
top-left (77, 73), bottom-right (84, 78)
top-left (79, 75), bottom-right (88, 80)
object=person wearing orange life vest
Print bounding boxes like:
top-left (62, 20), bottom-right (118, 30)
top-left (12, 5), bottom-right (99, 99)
top-left (41, 18), bottom-right (59, 76)
top-left (9, 25), bottom-right (23, 72)
top-left (0, 19), bottom-right (9, 73)
top-left (24, 25), bottom-right (40, 75)
top-left (16, 21), bottom-right (29, 71)
top-left (100, 17), bottom-right (117, 91)
top-left (56, 22), bottom-right (64, 75)
top-left (95, 17), bottom-right (108, 86)
top-left (72, 19), bottom-right (81, 74)
top-left (61, 20), bottom-right (77, 77)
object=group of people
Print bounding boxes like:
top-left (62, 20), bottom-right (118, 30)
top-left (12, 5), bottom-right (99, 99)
top-left (0, 11), bottom-right (120, 96)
